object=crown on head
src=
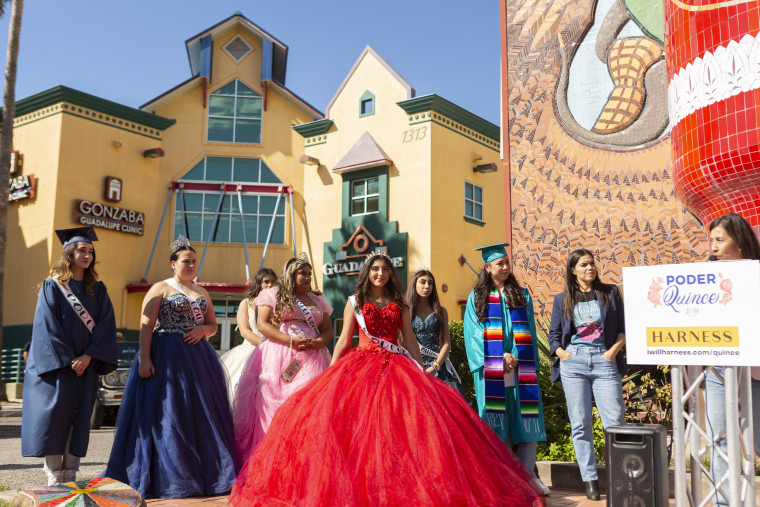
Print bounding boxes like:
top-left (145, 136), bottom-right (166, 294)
top-left (364, 250), bottom-right (393, 265)
top-left (414, 266), bottom-right (432, 274)
top-left (170, 236), bottom-right (191, 254)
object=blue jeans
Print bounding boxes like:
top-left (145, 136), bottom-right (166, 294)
top-left (704, 368), bottom-right (760, 507)
top-left (559, 344), bottom-right (626, 482)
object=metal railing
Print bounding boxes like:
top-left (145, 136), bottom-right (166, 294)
top-left (1, 348), bottom-right (24, 382)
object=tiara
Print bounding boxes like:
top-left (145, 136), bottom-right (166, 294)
top-left (170, 236), bottom-right (191, 254)
top-left (414, 266), bottom-right (431, 274)
top-left (286, 251), bottom-right (311, 269)
top-left (365, 250), bottom-right (393, 264)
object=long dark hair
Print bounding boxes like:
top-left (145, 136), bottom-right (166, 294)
top-left (562, 248), bottom-right (613, 319)
top-left (473, 260), bottom-right (525, 322)
top-left (353, 253), bottom-right (407, 309)
top-left (405, 269), bottom-right (444, 347)
top-left (245, 268), bottom-right (277, 302)
top-left (49, 242), bottom-right (99, 295)
top-left (709, 213), bottom-right (760, 260)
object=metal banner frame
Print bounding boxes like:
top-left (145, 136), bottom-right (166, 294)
top-left (671, 365), bottom-right (756, 506)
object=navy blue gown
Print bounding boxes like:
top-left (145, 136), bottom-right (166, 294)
top-left (22, 278), bottom-right (117, 457)
top-left (105, 293), bottom-right (239, 499)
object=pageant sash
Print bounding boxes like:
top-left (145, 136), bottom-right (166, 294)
top-left (52, 276), bottom-right (94, 334)
top-left (348, 295), bottom-right (423, 370)
top-left (419, 344), bottom-right (462, 383)
top-left (165, 278), bottom-right (205, 325)
top-left (294, 296), bottom-right (320, 339)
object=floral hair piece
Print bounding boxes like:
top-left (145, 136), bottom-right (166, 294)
top-left (170, 236), bottom-right (191, 255)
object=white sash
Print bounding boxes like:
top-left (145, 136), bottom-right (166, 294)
top-left (165, 278), bottom-right (205, 325)
top-left (52, 276), bottom-right (94, 334)
top-left (348, 295), bottom-right (422, 370)
top-left (419, 344), bottom-right (462, 383)
top-left (294, 296), bottom-right (320, 339)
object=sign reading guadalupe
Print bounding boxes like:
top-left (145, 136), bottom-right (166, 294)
top-left (73, 199), bottom-right (145, 236)
top-left (323, 224), bottom-right (404, 276)
top-left (9, 174), bottom-right (36, 202)
top-left (623, 260), bottom-right (760, 366)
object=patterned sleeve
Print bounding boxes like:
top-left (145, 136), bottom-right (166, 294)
top-left (254, 286), bottom-right (278, 309)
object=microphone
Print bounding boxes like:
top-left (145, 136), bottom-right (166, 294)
top-left (708, 255), bottom-right (717, 261)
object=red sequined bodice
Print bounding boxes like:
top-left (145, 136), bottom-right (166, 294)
top-left (357, 302), bottom-right (402, 347)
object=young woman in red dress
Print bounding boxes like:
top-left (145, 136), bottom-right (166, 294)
top-left (229, 253), bottom-right (544, 507)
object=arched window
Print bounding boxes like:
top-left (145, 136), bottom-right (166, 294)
top-left (174, 157), bottom-right (286, 244)
top-left (207, 79), bottom-right (263, 143)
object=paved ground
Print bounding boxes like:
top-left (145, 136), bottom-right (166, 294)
top-left (0, 402), bottom-right (117, 491)
top-left (0, 401), bottom-right (678, 506)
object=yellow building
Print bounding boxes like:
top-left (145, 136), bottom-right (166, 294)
top-left (296, 46), bottom-right (504, 326)
top-left (3, 14), bottom-right (504, 359)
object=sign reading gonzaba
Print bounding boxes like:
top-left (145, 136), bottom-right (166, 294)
top-left (322, 216), bottom-right (408, 312)
top-left (73, 199), bottom-right (145, 236)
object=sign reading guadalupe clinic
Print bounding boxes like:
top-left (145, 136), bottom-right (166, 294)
top-left (73, 199), bottom-right (145, 235)
top-left (623, 260), bottom-right (760, 366)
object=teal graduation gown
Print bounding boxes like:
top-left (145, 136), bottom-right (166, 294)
top-left (463, 287), bottom-right (546, 444)
top-left (21, 278), bottom-right (117, 457)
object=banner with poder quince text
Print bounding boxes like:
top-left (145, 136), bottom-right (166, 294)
top-left (622, 260), bottom-right (760, 366)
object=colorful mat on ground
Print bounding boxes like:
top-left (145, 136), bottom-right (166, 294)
top-left (16, 477), bottom-right (145, 507)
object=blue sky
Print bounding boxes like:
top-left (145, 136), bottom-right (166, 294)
top-left (0, 0), bottom-right (502, 125)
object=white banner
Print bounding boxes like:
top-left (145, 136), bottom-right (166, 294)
top-left (622, 260), bottom-right (760, 366)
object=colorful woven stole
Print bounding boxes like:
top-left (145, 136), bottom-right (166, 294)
top-left (509, 306), bottom-right (540, 418)
top-left (483, 290), bottom-right (507, 432)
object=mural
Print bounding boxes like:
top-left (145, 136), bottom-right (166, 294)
top-left (502, 0), bottom-right (709, 322)
top-left (665, 0), bottom-right (760, 234)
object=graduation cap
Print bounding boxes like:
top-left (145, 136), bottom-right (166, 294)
top-left (55, 226), bottom-right (98, 249)
top-left (474, 242), bottom-right (510, 264)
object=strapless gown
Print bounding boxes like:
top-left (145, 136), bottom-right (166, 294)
top-left (105, 294), bottom-right (239, 499)
top-left (229, 302), bottom-right (543, 507)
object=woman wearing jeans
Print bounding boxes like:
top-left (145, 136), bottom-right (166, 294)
top-left (549, 248), bottom-right (627, 501)
top-left (705, 212), bottom-right (760, 506)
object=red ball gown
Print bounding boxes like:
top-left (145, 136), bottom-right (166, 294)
top-left (229, 302), bottom-right (544, 507)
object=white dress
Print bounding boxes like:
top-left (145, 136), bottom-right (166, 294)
top-left (220, 302), bottom-right (262, 404)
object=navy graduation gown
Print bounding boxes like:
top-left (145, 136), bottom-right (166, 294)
top-left (21, 278), bottom-right (117, 457)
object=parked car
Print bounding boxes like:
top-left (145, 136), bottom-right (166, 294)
top-left (90, 341), bottom-right (138, 429)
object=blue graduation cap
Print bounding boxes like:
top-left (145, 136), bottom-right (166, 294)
top-left (474, 242), bottom-right (510, 264)
top-left (55, 226), bottom-right (98, 249)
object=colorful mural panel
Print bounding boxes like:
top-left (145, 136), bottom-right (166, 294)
top-left (665, 0), bottom-right (760, 233)
top-left (502, 0), bottom-right (709, 323)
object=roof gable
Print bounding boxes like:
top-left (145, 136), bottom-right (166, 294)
top-left (325, 46), bottom-right (414, 118)
top-left (333, 131), bottom-right (392, 174)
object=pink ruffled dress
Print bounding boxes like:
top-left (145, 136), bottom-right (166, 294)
top-left (233, 287), bottom-right (332, 462)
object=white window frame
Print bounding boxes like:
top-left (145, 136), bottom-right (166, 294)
top-left (350, 176), bottom-right (380, 216)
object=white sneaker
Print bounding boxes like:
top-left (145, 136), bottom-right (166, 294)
top-left (535, 479), bottom-right (551, 496)
top-left (45, 470), bottom-right (63, 486)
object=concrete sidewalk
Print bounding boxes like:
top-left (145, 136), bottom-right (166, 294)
top-left (140, 488), bottom-right (674, 506)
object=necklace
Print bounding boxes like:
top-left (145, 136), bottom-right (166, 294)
top-left (579, 290), bottom-right (594, 302)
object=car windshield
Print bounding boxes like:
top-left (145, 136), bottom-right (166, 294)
top-left (117, 342), bottom-right (139, 363)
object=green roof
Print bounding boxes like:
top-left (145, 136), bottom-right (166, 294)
top-left (5, 85), bottom-right (175, 130)
top-left (292, 119), bottom-right (334, 138)
top-left (397, 94), bottom-right (499, 142)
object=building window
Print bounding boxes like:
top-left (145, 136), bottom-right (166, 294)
top-left (351, 177), bottom-right (380, 216)
top-left (359, 90), bottom-right (375, 117)
top-left (464, 181), bottom-right (483, 222)
top-left (223, 35), bottom-right (252, 62)
top-left (207, 79), bottom-right (262, 144)
top-left (175, 157), bottom-right (285, 244)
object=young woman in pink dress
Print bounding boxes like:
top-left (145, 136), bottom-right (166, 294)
top-left (229, 253), bottom-right (544, 507)
top-left (233, 254), bottom-right (332, 462)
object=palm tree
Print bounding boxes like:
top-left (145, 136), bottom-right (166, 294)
top-left (0, 0), bottom-right (24, 398)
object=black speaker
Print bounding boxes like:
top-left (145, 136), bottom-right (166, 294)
top-left (606, 424), bottom-right (669, 507)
